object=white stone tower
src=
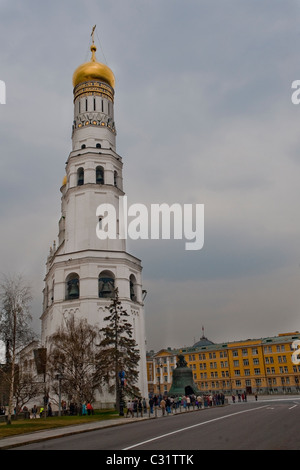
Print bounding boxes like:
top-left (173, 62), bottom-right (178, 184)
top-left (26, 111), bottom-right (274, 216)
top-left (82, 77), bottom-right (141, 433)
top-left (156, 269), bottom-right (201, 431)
top-left (40, 33), bottom-right (148, 405)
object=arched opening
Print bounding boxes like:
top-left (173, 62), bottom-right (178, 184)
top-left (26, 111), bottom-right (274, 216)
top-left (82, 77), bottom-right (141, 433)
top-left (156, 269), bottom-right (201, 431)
top-left (96, 166), bottom-right (104, 184)
top-left (129, 274), bottom-right (137, 302)
top-left (96, 143), bottom-right (101, 148)
top-left (114, 170), bottom-right (118, 188)
top-left (65, 273), bottom-right (79, 300)
top-left (81, 144), bottom-right (86, 149)
top-left (77, 167), bottom-right (84, 186)
top-left (51, 281), bottom-right (54, 304)
top-left (98, 270), bottom-right (115, 298)
top-left (44, 285), bottom-right (48, 310)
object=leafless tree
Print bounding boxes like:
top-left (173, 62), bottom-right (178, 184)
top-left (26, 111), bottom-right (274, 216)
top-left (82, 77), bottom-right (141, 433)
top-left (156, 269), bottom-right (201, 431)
top-left (0, 274), bottom-right (34, 424)
top-left (47, 315), bottom-right (100, 413)
top-left (14, 371), bottom-right (41, 415)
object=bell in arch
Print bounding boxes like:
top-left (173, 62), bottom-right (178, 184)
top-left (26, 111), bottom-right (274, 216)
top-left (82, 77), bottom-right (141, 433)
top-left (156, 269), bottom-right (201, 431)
top-left (102, 282), bottom-right (111, 297)
top-left (99, 277), bottom-right (115, 298)
top-left (67, 278), bottom-right (79, 299)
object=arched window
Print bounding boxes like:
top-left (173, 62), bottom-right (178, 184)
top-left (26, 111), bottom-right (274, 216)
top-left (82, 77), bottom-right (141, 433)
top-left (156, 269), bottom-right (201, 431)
top-left (98, 270), bottom-right (115, 298)
top-left (44, 285), bottom-right (48, 310)
top-left (114, 171), bottom-right (118, 188)
top-left (65, 273), bottom-right (79, 300)
top-left (77, 167), bottom-right (84, 186)
top-left (81, 144), bottom-right (86, 149)
top-left (51, 281), bottom-right (54, 304)
top-left (130, 274), bottom-right (137, 302)
top-left (96, 143), bottom-right (101, 148)
top-left (96, 166), bottom-right (104, 184)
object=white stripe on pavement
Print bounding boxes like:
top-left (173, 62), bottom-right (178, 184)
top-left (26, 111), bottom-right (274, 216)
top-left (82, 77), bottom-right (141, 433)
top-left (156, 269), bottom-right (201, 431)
top-left (123, 405), bottom-right (269, 450)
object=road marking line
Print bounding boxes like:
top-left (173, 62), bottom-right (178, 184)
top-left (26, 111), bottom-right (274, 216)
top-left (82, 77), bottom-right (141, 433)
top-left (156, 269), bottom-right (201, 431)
top-left (253, 397), bottom-right (300, 403)
top-left (123, 405), bottom-right (269, 450)
top-left (288, 404), bottom-right (298, 410)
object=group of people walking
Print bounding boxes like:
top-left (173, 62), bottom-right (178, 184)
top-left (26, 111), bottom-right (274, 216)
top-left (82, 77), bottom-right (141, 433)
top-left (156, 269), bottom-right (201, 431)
top-left (21, 400), bottom-right (94, 418)
top-left (126, 393), bottom-right (226, 417)
top-left (126, 397), bottom-right (147, 417)
top-left (82, 402), bottom-right (94, 415)
top-left (231, 392), bottom-right (248, 403)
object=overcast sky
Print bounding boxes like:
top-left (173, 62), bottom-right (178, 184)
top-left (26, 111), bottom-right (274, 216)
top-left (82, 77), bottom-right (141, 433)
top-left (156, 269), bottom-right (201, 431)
top-left (0, 0), bottom-right (300, 352)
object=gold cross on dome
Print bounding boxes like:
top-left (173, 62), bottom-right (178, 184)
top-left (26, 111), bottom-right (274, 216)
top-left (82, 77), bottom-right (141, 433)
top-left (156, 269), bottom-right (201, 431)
top-left (91, 25), bottom-right (96, 44)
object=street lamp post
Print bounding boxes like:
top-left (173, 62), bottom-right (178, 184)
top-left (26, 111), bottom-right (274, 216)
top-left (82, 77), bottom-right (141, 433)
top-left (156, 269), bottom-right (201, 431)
top-left (55, 374), bottom-right (64, 416)
top-left (157, 362), bottom-right (163, 397)
top-left (118, 371), bottom-right (125, 416)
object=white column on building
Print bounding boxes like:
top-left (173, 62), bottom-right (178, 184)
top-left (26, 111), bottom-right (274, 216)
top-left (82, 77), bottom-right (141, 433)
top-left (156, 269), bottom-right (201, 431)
top-left (153, 359), bottom-right (157, 385)
top-left (167, 357), bottom-right (171, 383)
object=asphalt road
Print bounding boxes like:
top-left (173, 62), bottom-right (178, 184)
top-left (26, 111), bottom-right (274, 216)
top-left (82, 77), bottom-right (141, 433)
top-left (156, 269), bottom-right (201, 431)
top-left (12, 398), bottom-right (300, 451)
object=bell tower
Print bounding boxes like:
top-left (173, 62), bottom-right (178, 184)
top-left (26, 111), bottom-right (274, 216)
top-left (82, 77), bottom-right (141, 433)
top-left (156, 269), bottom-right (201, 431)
top-left (40, 30), bottom-right (148, 404)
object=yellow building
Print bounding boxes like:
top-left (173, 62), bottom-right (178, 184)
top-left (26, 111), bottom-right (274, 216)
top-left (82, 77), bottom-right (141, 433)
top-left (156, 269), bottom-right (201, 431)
top-left (146, 332), bottom-right (300, 396)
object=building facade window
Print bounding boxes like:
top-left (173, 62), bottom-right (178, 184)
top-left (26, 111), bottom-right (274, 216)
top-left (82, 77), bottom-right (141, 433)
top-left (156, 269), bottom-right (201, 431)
top-left (77, 167), bottom-right (84, 185)
top-left (130, 274), bottom-right (137, 301)
top-left (96, 166), bottom-right (104, 184)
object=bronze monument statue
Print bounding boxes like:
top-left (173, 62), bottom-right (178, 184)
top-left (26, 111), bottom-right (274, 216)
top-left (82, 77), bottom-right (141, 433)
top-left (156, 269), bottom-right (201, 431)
top-left (168, 354), bottom-right (201, 396)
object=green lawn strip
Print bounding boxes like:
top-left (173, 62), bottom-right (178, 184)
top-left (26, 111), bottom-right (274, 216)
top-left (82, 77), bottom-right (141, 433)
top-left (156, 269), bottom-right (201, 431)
top-left (0, 409), bottom-right (120, 439)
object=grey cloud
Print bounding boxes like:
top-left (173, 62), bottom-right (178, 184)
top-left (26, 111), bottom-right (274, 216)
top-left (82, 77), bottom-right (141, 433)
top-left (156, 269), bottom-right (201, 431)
top-left (0, 0), bottom-right (299, 352)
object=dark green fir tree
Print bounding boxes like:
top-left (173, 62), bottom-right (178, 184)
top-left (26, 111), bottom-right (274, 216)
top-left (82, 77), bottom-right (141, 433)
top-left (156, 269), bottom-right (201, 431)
top-left (96, 288), bottom-right (141, 412)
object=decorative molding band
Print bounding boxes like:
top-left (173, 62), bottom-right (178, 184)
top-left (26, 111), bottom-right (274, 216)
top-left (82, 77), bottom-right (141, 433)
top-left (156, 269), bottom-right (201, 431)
top-left (74, 81), bottom-right (114, 103)
top-left (73, 111), bottom-right (116, 134)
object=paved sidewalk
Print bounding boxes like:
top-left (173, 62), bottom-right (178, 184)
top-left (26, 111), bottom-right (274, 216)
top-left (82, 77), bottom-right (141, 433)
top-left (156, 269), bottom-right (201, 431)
top-left (0, 416), bottom-right (149, 449)
top-left (0, 406), bottom-right (204, 449)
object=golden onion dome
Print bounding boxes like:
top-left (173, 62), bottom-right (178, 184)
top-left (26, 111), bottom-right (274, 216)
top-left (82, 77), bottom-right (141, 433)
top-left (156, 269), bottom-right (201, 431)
top-left (72, 44), bottom-right (115, 89)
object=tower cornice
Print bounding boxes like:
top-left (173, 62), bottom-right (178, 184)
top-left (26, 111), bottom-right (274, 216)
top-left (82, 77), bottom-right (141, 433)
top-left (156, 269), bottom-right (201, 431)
top-left (66, 148), bottom-right (123, 164)
top-left (73, 80), bottom-right (114, 103)
top-left (63, 182), bottom-right (125, 198)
